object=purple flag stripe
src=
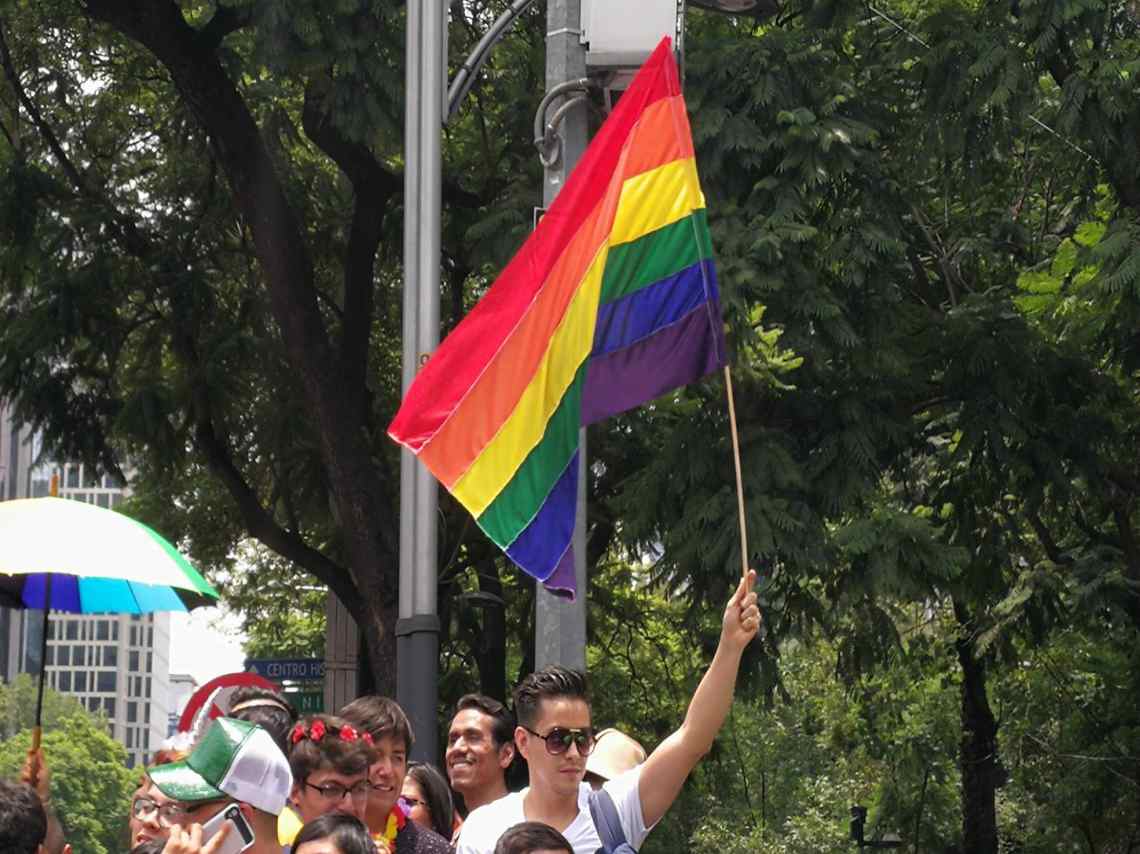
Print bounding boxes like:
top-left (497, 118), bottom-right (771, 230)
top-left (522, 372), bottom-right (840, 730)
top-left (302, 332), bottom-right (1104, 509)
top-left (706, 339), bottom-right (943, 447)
top-left (540, 546), bottom-right (578, 598)
top-left (592, 260), bottom-right (718, 357)
top-left (581, 300), bottom-right (727, 426)
top-left (504, 449), bottom-right (579, 583)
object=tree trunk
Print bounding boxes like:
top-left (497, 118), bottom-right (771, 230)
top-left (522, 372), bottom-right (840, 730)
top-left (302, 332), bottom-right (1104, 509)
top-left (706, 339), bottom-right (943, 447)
top-left (954, 600), bottom-right (1001, 854)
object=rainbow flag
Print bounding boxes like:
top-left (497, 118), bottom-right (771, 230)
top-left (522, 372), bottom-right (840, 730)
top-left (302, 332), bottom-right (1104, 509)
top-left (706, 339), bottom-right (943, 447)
top-left (389, 38), bottom-right (725, 597)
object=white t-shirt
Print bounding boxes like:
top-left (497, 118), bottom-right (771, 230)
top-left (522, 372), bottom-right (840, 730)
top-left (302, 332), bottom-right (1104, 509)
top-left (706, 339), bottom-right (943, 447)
top-left (456, 766), bottom-right (649, 854)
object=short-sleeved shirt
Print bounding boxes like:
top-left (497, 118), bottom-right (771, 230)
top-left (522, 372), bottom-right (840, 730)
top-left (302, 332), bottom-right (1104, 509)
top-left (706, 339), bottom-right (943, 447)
top-left (455, 767), bottom-right (648, 854)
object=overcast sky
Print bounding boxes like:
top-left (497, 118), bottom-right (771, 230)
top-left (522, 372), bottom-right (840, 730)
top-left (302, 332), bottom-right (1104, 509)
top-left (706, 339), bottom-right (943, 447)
top-left (168, 606), bottom-right (247, 684)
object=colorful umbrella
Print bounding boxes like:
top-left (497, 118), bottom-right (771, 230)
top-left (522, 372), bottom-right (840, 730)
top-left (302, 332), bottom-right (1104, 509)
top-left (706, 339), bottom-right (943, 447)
top-left (0, 495), bottom-right (219, 743)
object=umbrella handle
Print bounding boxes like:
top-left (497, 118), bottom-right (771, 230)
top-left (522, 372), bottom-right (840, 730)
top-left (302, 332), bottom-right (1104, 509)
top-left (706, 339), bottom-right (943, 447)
top-left (34, 577), bottom-right (52, 734)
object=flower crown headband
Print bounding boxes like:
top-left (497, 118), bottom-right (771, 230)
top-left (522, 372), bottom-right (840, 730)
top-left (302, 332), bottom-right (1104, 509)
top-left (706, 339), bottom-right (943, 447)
top-left (290, 720), bottom-right (374, 747)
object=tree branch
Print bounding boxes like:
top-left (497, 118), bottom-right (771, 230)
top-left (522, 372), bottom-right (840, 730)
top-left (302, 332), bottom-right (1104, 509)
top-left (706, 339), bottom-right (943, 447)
top-left (301, 82), bottom-right (400, 418)
top-left (191, 413), bottom-right (362, 619)
top-left (195, 3), bottom-right (252, 51)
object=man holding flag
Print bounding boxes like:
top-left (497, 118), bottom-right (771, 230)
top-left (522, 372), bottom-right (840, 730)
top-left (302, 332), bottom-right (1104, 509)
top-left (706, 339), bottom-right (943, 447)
top-left (456, 571), bottom-right (761, 854)
top-left (391, 34), bottom-right (757, 853)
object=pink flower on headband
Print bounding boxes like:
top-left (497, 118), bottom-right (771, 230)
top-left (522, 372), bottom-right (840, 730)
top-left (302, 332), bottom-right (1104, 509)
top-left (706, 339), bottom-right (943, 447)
top-left (340, 725), bottom-right (359, 742)
top-left (362, 732), bottom-right (374, 746)
top-left (290, 724), bottom-right (305, 745)
top-left (310, 720), bottom-right (327, 741)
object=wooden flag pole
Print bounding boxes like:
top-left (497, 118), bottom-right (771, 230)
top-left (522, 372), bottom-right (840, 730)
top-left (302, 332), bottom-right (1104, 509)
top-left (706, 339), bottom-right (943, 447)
top-left (723, 365), bottom-right (749, 581)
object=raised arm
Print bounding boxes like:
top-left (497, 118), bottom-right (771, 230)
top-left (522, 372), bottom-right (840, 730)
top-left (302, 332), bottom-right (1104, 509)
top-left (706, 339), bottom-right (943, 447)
top-left (637, 569), bottom-right (760, 827)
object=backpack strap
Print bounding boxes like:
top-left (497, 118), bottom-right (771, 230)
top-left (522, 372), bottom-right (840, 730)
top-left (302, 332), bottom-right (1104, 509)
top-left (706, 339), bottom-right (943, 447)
top-left (587, 786), bottom-right (629, 853)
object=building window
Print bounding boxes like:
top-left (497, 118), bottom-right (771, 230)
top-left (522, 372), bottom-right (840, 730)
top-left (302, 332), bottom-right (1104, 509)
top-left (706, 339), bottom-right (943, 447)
top-left (72, 646), bottom-right (85, 667)
top-left (96, 620), bottom-right (109, 641)
top-left (56, 647), bottom-right (69, 666)
top-left (103, 646), bottom-right (117, 667)
top-left (112, 622), bottom-right (119, 641)
top-left (103, 698), bottom-right (116, 718)
top-left (127, 729), bottom-right (134, 748)
top-left (130, 626), bottom-right (137, 645)
top-left (146, 652), bottom-right (152, 673)
top-left (146, 626), bottom-right (153, 646)
top-left (44, 647), bottom-right (54, 666)
top-left (129, 651), bottom-right (139, 672)
top-left (74, 672), bottom-right (87, 692)
top-left (127, 702), bottom-right (137, 723)
top-left (58, 672), bottom-right (71, 692)
top-left (65, 622), bottom-right (78, 641)
top-left (144, 704), bottom-right (151, 724)
top-left (96, 672), bottom-right (116, 693)
top-left (144, 678), bottom-right (151, 699)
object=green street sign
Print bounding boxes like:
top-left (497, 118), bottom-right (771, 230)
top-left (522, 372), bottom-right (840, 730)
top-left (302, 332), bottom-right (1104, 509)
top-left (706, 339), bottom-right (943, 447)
top-left (285, 691), bottom-right (324, 714)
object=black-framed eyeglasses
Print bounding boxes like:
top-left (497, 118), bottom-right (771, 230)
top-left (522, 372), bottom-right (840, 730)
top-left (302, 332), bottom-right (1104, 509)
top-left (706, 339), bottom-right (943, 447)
top-left (523, 726), bottom-right (596, 756)
top-left (303, 779), bottom-right (372, 802)
top-left (131, 796), bottom-right (199, 827)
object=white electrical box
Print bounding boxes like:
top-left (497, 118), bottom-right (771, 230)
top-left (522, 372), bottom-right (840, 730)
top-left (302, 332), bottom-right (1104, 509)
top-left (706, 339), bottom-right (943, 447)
top-left (581, 0), bottom-right (681, 69)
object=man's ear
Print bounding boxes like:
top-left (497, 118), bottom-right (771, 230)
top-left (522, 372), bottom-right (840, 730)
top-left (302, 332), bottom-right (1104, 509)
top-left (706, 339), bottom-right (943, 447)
top-left (514, 726), bottom-right (529, 762)
top-left (497, 740), bottom-right (516, 770)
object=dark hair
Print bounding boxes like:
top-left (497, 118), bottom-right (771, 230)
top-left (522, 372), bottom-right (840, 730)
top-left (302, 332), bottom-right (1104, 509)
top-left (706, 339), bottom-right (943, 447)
top-left (513, 666), bottom-right (589, 728)
top-left (292, 813), bottom-right (377, 854)
top-left (288, 715), bottom-right (378, 783)
top-left (493, 821), bottom-right (573, 854)
top-left (455, 694), bottom-right (515, 748)
top-left (406, 762), bottom-right (454, 841)
top-left (339, 695), bottom-right (414, 754)
top-left (129, 839), bottom-right (168, 854)
top-left (229, 686), bottom-right (298, 755)
top-left (0, 780), bottom-right (47, 854)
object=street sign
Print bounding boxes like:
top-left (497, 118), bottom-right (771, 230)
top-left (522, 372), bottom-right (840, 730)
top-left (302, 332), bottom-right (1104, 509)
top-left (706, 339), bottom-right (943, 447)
top-left (244, 658), bottom-right (325, 681)
top-left (285, 691), bottom-right (324, 715)
top-left (177, 672), bottom-right (279, 733)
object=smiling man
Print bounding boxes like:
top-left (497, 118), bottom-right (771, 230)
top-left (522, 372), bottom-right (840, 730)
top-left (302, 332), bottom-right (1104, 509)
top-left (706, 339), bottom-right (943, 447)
top-left (456, 571), bottom-right (762, 854)
top-left (446, 694), bottom-right (517, 816)
top-left (339, 695), bottom-right (451, 854)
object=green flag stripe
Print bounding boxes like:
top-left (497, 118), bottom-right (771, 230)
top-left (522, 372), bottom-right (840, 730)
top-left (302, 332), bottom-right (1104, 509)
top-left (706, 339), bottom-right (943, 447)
top-left (599, 208), bottom-right (712, 305)
top-left (477, 365), bottom-right (586, 547)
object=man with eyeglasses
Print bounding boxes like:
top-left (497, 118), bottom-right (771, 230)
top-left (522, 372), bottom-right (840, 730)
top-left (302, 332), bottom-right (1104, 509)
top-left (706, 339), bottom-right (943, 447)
top-left (457, 571), bottom-right (762, 854)
top-left (148, 716), bottom-right (294, 854)
top-left (285, 715), bottom-right (377, 836)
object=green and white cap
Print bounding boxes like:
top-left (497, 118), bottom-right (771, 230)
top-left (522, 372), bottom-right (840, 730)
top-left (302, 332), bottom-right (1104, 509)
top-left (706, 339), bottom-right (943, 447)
top-left (149, 717), bottom-right (293, 816)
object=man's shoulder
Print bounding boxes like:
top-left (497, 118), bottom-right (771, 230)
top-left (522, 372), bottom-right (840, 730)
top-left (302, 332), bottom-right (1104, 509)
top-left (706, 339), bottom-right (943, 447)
top-left (456, 790), bottom-right (527, 851)
top-left (465, 789), bottom-right (526, 825)
top-left (397, 818), bottom-right (453, 854)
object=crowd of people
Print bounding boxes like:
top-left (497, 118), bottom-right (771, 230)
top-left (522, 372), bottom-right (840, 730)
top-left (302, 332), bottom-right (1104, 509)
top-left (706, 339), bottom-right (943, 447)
top-left (0, 571), bottom-right (760, 854)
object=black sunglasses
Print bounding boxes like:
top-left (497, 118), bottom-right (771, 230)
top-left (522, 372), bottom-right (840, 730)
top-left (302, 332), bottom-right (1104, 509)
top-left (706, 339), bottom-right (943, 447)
top-left (523, 726), bottom-right (596, 756)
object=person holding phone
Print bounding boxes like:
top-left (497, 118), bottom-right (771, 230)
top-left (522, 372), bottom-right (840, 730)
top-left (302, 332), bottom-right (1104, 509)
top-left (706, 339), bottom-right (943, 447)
top-left (148, 717), bottom-right (294, 854)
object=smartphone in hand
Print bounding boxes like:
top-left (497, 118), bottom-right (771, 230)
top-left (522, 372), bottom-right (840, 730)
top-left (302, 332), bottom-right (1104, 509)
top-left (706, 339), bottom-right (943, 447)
top-left (200, 803), bottom-right (256, 854)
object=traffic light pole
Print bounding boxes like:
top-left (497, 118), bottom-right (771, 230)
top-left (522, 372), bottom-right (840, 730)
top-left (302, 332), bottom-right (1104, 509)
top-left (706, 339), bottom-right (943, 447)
top-left (397, 0), bottom-right (443, 763)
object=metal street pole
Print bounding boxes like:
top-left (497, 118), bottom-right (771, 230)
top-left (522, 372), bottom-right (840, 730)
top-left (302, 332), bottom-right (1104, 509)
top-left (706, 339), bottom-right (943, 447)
top-left (397, 0), bottom-right (443, 763)
top-left (535, 0), bottom-right (589, 672)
